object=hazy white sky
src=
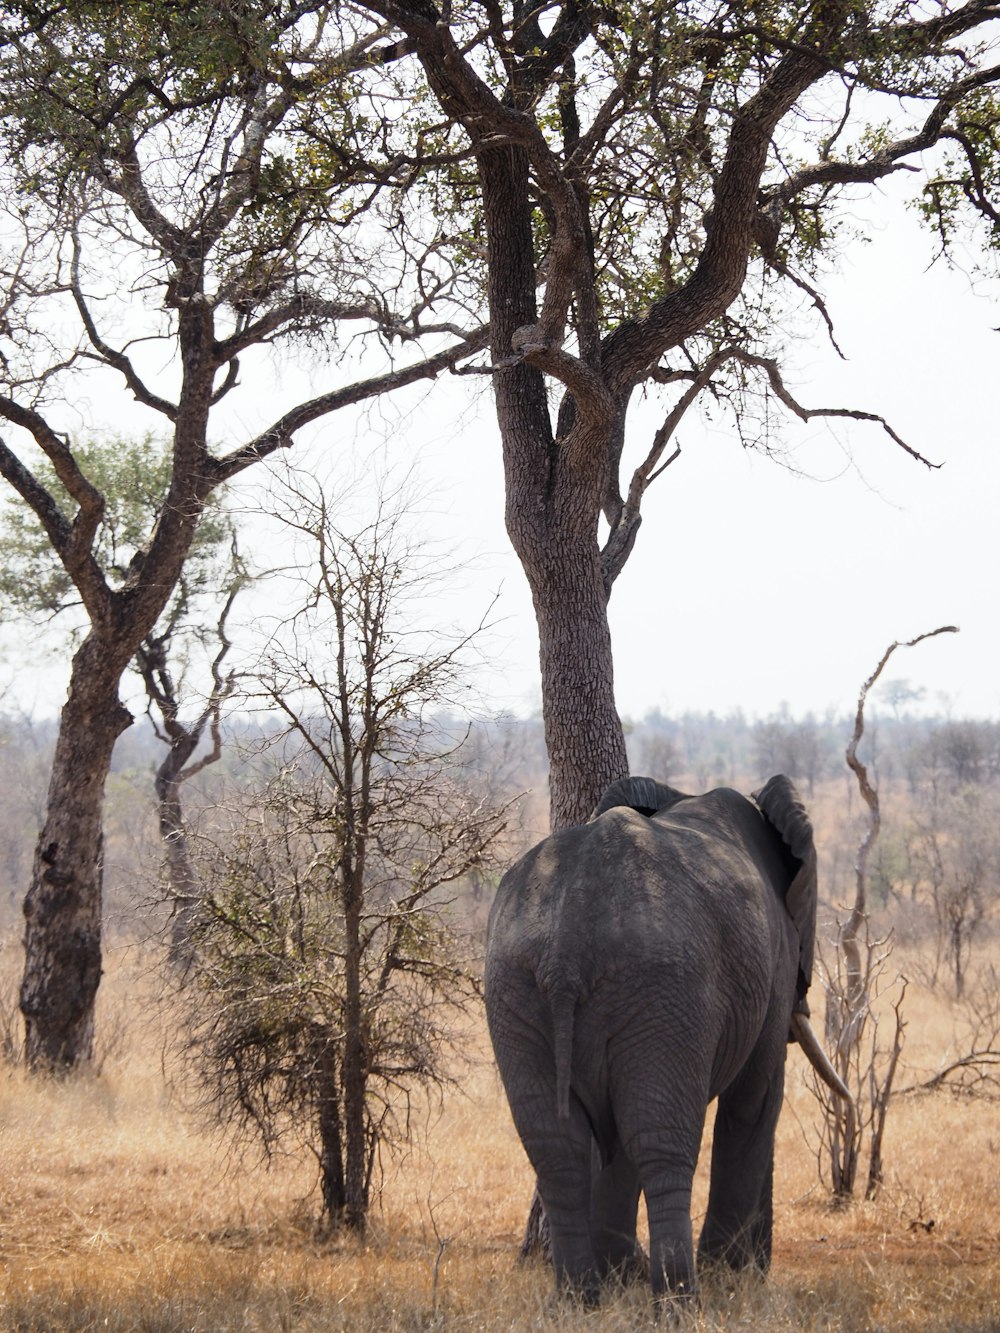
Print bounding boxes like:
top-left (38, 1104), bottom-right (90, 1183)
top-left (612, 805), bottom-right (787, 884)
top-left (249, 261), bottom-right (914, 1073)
top-left (2, 189), bottom-right (996, 726)
top-left (605, 203), bottom-right (1000, 724)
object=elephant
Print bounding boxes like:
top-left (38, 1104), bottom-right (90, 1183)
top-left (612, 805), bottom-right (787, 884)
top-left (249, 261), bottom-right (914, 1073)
top-left (484, 774), bottom-right (849, 1306)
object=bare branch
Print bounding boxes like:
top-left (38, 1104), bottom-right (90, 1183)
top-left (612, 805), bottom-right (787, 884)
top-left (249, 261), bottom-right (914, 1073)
top-left (213, 295), bottom-right (384, 362)
top-left (845, 627), bottom-right (958, 932)
top-left (762, 253), bottom-right (846, 359)
top-left (71, 232), bottom-right (178, 421)
top-left (173, 461), bottom-right (510, 1230)
top-left (602, 337), bottom-right (937, 591)
top-left (211, 327), bottom-right (489, 482)
top-left (900, 1049), bottom-right (1000, 1098)
top-left (601, 351), bottom-right (732, 590)
top-left (729, 349), bottom-right (942, 468)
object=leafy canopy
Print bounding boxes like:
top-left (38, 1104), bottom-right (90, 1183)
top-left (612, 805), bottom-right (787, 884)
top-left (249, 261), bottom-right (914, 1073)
top-left (0, 434), bottom-right (233, 622)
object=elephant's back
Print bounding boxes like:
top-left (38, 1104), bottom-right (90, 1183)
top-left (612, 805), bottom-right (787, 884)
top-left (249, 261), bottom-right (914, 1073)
top-left (595, 801), bottom-right (776, 953)
top-left (488, 797), bottom-right (779, 993)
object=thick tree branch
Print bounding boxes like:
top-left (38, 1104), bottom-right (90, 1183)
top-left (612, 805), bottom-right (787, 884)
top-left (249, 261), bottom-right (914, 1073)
top-left (893, 0), bottom-right (1000, 48)
top-left (367, 2), bottom-right (596, 362)
top-left (98, 139), bottom-right (187, 258)
top-left (942, 127), bottom-right (1000, 227)
top-left (0, 400), bottom-right (102, 536)
top-left (603, 30), bottom-right (835, 390)
top-left (0, 432), bottom-right (72, 557)
top-left (0, 419), bottom-right (113, 622)
top-left (769, 62), bottom-right (1000, 209)
top-left (511, 332), bottom-right (613, 434)
top-left (210, 357), bottom-right (241, 405)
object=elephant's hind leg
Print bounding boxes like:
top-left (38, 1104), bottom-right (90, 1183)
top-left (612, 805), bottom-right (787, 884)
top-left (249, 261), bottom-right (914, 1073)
top-left (699, 1050), bottom-right (786, 1273)
top-left (642, 1165), bottom-right (697, 1301)
top-left (589, 1142), bottom-right (643, 1282)
top-left (619, 1117), bottom-right (700, 1297)
top-left (609, 1015), bottom-right (706, 1300)
top-left (522, 1101), bottom-right (600, 1304)
top-left (488, 994), bottom-right (600, 1302)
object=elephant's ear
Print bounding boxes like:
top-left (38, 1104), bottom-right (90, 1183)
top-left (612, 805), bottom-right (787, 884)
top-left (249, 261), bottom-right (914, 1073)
top-left (591, 776), bottom-right (690, 820)
top-left (753, 774), bottom-right (817, 999)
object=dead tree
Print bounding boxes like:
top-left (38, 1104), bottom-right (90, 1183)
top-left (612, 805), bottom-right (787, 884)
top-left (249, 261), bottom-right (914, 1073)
top-left (819, 626), bottom-right (957, 1199)
top-left (134, 569), bottom-right (243, 968)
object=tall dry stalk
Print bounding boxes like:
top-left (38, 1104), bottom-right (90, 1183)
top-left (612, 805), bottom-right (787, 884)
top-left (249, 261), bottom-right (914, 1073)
top-left (819, 626), bottom-right (957, 1199)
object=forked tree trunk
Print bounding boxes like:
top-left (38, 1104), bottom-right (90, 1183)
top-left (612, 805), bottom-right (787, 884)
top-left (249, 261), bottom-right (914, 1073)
top-left (481, 142), bottom-right (629, 832)
top-left (20, 635), bottom-right (132, 1070)
top-left (17, 462), bottom-right (210, 1070)
top-left (155, 737), bottom-right (205, 970)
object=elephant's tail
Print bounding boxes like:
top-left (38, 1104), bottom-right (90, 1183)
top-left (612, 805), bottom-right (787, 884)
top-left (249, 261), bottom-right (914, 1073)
top-left (549, 988), bottom-right (577, 1126)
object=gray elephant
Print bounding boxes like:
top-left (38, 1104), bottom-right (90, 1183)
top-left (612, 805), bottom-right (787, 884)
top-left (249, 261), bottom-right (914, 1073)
top-left (484, 774), bottom-right (848, 1305)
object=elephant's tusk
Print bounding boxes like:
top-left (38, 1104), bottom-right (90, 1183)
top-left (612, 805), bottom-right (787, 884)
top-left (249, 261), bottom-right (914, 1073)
top-left (791, 1010), bottom-right (858, 1161)
top-left (790, 1010), bottom-right (852, 1103)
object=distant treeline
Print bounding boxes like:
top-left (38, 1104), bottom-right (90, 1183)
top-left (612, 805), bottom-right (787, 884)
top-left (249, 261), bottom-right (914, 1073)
top-left (1, 705), bottom-right (997, 931)
top-left (623, 707), bottom-right (1000, 796)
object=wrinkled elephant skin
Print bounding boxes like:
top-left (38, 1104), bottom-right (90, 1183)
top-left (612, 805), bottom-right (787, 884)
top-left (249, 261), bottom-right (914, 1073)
top-left (484, 775), bottom-right (818, 1305)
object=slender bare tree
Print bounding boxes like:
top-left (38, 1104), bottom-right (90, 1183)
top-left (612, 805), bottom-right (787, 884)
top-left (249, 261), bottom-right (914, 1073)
top-left (819, 627), bottom-right (956, 1199)
top-left (180, 466), bottom-right (512, 1232)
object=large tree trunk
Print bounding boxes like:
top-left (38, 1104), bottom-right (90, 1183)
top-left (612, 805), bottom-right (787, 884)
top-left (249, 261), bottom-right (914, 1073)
top-left (480, 141), bottom-right (629, 832)
top-left (19, 635), bottom-right (132, 1070)
top-left (521, 532), bottom-right (628, 830)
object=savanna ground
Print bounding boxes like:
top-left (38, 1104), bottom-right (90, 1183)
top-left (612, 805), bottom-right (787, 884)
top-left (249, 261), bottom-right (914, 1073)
top-left (1, 934), bottom-right (998, 1333)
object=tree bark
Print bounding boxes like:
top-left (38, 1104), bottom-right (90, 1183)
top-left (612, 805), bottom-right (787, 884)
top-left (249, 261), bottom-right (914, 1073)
top-left (315, 1033), bottom-right (347, 1225)
top-left (477, 140), bottom-right (628, 831)
top-left (20, 634), bottom-right (132, 1069)
top-left (16, 490), bottom-right (209, 1067)
top-left (519, 523), bottom-right (627, 829)
top-left (342, 865), bottom-right (368, 1232)
top-left (155, 736), bottom-right (204, 970)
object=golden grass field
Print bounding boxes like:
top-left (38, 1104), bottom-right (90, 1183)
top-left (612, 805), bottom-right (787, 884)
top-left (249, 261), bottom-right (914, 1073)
top-left (1, 939), bottom-right (998, 1333)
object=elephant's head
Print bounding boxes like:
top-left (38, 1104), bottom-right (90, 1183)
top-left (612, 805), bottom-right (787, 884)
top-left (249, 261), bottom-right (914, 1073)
top-left (590, 775), bottom-right (691, 820)
top-left (751, 776), bottom-right (852, 1110)
top-left (593, 772), bottom-right (818, 1009)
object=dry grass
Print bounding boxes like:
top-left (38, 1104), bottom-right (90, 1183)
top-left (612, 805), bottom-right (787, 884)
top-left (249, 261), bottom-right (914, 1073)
top-left (1, 942), bottom-right (998, 1332)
